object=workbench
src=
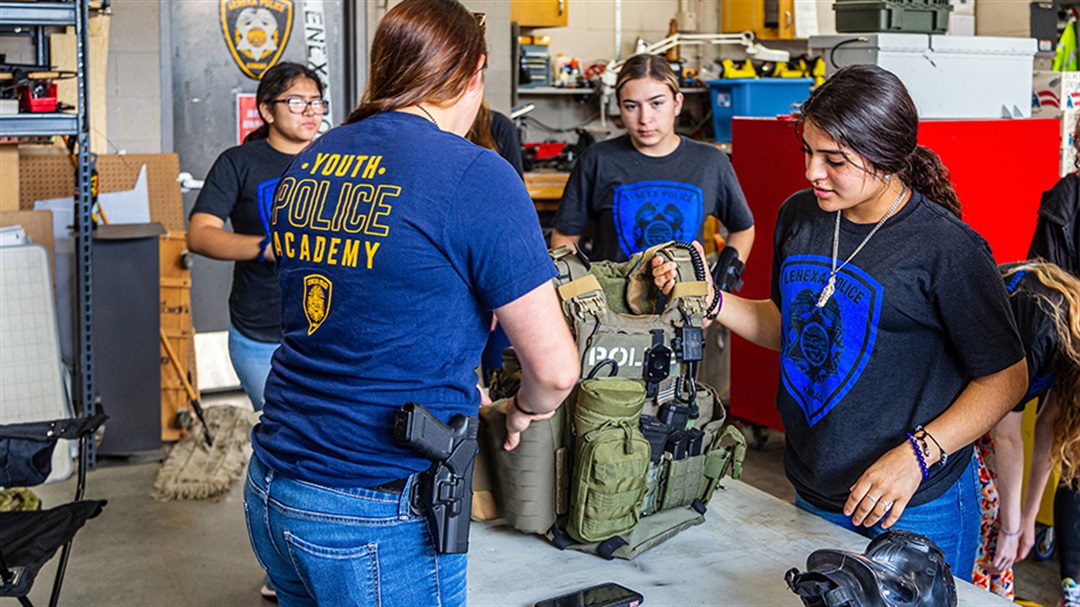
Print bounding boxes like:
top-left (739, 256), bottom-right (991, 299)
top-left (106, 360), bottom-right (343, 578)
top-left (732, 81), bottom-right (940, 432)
top-left (467, 478), bottom-right (1011, 606)
top-left (524, 171), bottom-right (568, 213)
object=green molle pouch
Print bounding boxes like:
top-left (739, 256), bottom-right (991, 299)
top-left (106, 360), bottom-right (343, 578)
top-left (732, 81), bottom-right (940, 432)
top-left (658, 452), bottom-right (706, 511)
top-left (640, 461), bottom-right (663, 517)
top-left (699, 424), bottom-right (747, 506)
top-left (566, 378), bottom-right (651, 544)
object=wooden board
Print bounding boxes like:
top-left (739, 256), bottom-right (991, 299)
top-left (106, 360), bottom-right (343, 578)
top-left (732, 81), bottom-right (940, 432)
top-left (159, 231), bottom-right (195, 442)
top-left (0, 144), bottom-right (18, 212)
top-left (19, 152), bottom-right (184, 231)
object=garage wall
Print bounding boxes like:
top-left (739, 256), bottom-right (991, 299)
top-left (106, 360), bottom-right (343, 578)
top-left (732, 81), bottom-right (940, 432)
top-left (364, 0), bottom-right (513, 114)
top-left (106, 0), bottom-right (164, 154)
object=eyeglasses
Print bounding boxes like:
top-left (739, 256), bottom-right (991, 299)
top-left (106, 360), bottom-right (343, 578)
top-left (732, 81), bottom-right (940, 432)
top-left (273, 98), bottom-right (329, 115)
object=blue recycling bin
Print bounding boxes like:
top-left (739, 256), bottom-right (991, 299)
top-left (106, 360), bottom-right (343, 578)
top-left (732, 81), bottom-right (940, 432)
top-left (707, 78), bottom-right (814, 142)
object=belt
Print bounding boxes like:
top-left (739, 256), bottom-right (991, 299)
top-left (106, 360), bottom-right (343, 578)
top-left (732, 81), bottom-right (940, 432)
top-left (369, 476), bottom-right (409, 495)
top-left (367, 475), bottom-right (426, 517)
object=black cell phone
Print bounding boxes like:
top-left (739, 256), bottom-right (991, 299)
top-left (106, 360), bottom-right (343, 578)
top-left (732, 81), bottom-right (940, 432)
top-left (534, 582), bottom-right (644, 607)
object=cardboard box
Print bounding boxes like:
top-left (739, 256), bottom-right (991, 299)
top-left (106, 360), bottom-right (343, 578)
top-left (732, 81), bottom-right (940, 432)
top-left (1033, 71), bottom-right (1080, 113)
top-left (976, 0), bottom-right (1028, 37)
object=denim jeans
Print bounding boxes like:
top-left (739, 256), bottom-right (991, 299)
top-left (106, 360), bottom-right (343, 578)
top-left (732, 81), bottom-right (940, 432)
top-left (244, 453), bottom-right (467, 607)
top-left (227, 323), bottom-right (277, 412)
top-left (795, 454), bottom-right (981, 582)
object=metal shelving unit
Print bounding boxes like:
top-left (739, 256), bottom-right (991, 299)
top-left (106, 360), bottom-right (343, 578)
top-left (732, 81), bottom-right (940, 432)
top-left (0, 0), bottom-right (96, 460)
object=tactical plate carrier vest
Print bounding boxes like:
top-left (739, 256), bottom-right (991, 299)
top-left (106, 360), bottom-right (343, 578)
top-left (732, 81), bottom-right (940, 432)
top-left (477, 241), bottom-right (747, 560)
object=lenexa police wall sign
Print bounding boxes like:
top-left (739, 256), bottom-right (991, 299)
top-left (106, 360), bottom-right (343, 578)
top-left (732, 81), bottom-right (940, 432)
top-left (221, 0), bottom-right (294, 80)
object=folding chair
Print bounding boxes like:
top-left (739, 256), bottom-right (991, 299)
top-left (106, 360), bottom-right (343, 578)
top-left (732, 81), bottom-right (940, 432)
top-left (0, 413), bottom-right (108, 606)
top-left (0, 243), bottom-right (108, 606)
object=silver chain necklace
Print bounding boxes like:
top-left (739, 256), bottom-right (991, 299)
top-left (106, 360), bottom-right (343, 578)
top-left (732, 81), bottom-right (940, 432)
top-left (816, 184), bottom-right (907, 308)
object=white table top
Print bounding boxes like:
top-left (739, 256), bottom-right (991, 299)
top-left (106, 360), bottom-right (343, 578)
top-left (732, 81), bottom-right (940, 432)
top-left (467, 478), bottom-right (1012, 606)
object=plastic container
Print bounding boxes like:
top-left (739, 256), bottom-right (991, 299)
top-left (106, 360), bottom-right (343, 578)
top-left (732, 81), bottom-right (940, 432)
top-left (706, 78), bottom-right (813, 142)
top-left (16, 83), bottom-right (57, 113)
top-left (834, 0), bottom-right (952, 35)
top-left (808, 33), bottom-right (1037, 118)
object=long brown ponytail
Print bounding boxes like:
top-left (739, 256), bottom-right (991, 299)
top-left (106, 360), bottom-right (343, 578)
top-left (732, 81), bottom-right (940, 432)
top-left (904, 146), bottom-right (960, 218)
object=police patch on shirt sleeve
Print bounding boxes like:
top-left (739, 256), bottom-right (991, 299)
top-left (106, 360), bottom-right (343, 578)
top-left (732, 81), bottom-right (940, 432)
top-left (779, 255), bottom-right (884, 426)
top-left (612, 180), bottom-right (704, 258)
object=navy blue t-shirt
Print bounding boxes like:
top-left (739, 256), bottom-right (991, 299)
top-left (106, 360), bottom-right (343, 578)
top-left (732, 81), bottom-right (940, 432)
top-left (252, 112), bottom-right (555, 488)
top-left (771, 189), bottom-right (1024, 511)
top-left (553, 135), bottom-right (753, 262)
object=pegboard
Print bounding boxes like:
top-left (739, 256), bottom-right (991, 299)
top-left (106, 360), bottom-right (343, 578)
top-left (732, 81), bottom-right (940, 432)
top-left (18, 153), bottom-right (184, 232)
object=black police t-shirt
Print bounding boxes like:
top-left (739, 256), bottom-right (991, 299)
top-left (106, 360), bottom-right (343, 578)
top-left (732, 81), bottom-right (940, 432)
top-left (553, 135), bottom-right (753, 262)
top-left (1001, 262), bottom-right (1064, 410)
top-left (770, 189), bottom-right (1024, 511)
top-left (190, 139), bottom-right (294, 343)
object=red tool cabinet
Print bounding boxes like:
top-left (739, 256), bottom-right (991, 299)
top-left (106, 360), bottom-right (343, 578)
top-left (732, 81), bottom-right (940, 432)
top-left (728, 116), bottom-right (1062, 433)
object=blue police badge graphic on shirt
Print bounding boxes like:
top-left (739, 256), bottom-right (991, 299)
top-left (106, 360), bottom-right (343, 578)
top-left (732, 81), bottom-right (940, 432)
top-left (257, 177), bottom-right (281, 236)
top-left (779, 255), bottom-right (884, 426)
top-left (613, 181), bottom-right (703, 258)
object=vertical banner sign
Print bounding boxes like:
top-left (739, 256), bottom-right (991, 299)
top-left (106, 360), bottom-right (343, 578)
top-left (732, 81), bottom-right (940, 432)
top-left (221, 0), bottom-right (295, 80)
top-left (302, 0), bottom-right (333, 136)
top-left (237, 93), bottom-right (260, 145)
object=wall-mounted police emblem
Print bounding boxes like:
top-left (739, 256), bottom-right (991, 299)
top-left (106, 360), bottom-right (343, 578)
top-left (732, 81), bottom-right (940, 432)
top-left (613, 180), bottom-right (703, 258)
top-left (220, 0), bottom-right (294, 80)
top-left (778, 255), bottom-right (883, 426)
top-left (303, 274), bottom-right (332, 335)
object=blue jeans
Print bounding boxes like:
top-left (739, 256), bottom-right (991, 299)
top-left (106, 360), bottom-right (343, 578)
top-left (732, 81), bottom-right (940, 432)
top-left (795, 455), bottom-right (981, 582)
top-left (227, 323), bottom-right (277, 412)
top-left (244, 453), bottom-right (467, 607)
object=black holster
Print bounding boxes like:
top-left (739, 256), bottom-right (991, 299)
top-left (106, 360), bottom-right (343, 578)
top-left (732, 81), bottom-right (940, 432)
top-left (393, 402), bottom-right (479, 554)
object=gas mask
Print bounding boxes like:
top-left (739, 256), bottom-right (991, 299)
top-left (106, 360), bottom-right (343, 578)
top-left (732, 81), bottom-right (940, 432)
top-left (785, 529), bottom-right (957, 607)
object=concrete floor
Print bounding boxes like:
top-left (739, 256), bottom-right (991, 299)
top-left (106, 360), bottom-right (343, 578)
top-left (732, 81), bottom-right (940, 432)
top-left (5, 398), bottom-right (1064, 607)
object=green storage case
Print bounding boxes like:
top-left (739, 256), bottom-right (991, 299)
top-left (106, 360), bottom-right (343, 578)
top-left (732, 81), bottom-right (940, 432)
top-left (834, 0), bottom-right (952, 35)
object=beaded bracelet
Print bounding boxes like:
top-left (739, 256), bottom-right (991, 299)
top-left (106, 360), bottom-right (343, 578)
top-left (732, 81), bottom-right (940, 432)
top-left (705, 284), bottom-right (723, 320)
top-left (915, 425), bottom-right (948, 467)
top-left (256, 236), bottom-right (271, 263)
top-left (906, 433), bottom-right (930, 481)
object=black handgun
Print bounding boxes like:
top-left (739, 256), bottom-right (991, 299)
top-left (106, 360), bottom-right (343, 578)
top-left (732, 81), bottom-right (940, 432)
top-left (393, 402), bottom-right (479, 554)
